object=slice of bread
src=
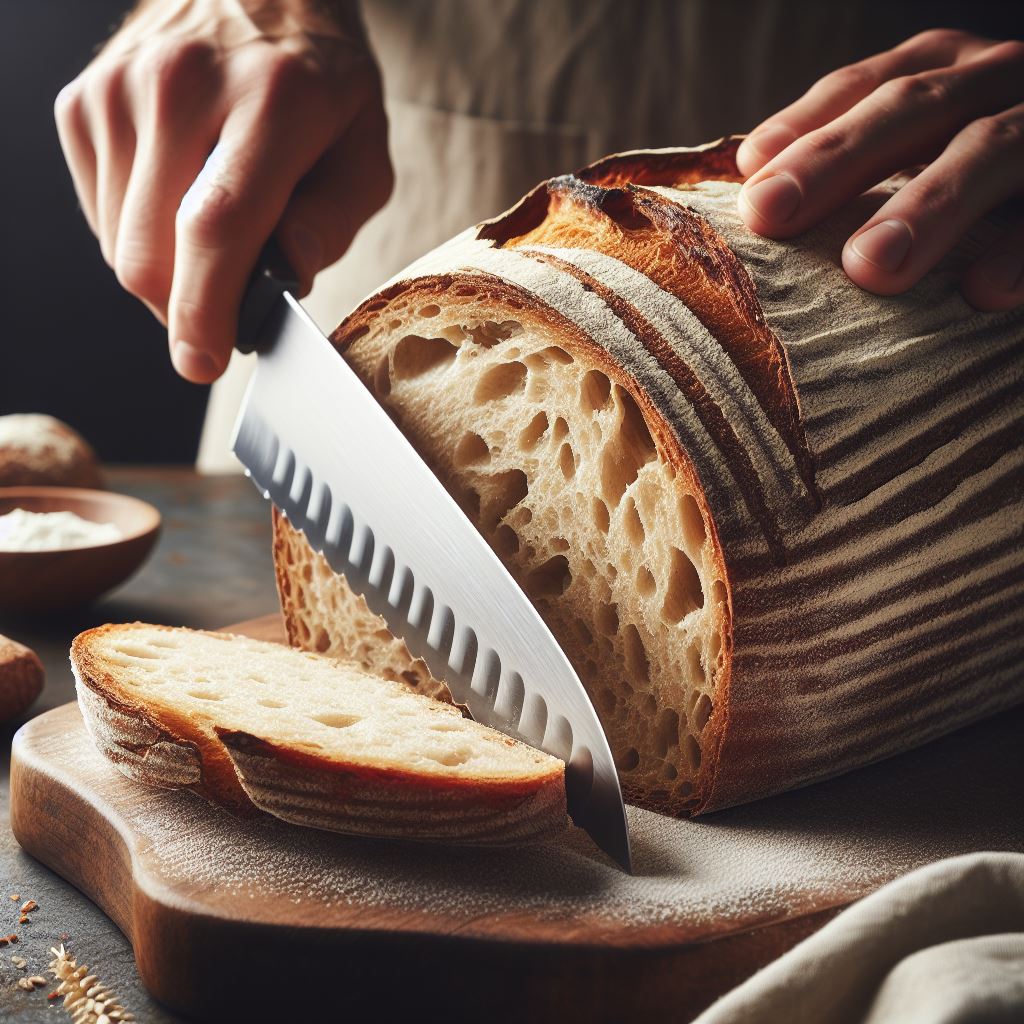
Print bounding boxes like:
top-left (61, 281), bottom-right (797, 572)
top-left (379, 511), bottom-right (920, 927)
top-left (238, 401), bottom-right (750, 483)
top-left (274, 137), bottom-right (1024, 817)
top-left (71, 623), bottom-right (566, 845)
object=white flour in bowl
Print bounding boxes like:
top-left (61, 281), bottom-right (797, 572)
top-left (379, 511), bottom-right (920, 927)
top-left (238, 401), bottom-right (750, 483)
top-left (0, 507), bottom-right (121, 551)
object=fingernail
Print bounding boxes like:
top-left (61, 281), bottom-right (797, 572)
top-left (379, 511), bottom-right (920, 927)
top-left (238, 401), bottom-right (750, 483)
top-left (850, 219), bottom-right (913, 273)
top-left (740, 173), bottom-right (802, 224)
top-left (977, 251), bottom-right (1024, 292)
top-left (171, 341), bottom-right (219, 382)
top-left (286, 222), bottom-right (323, 286)
top-left (738, 125), bottom-right (797, 168)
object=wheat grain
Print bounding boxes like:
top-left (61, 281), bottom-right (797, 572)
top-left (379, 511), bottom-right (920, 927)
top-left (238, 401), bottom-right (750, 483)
top-left (49, 945), bottom-right (134, 1024)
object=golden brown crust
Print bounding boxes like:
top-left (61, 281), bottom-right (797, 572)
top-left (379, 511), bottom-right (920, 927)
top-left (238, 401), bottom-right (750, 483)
top-left (576, 136), bottom-right (746, 190)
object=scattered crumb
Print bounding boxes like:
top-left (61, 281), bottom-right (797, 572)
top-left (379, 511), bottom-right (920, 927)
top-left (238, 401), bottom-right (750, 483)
top-left (20, 900), bottom-right (38, 914)
top-left (9, 894), bottom-right (19, 902)
top-left (49, 944), bottom-right (134, 1023)
top-left (12, 955), bottom-right (27, 969)
top-left (19, 914), bottom-right (30, 924)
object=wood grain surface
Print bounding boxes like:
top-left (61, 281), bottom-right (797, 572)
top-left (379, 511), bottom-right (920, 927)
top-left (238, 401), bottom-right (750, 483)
top-left (10, 615), bottom-right (1024, 1023)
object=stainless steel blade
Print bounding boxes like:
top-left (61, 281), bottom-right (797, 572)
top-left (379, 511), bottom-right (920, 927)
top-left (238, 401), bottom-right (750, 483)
top-left (231, 294), bottom-right (631, 870)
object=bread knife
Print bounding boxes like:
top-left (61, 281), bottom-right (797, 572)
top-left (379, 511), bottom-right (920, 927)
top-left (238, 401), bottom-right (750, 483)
top-left (230, 241), bottom-right (632, 871)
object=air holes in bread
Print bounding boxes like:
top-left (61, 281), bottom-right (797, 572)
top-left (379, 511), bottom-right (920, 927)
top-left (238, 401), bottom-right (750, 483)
top-left (468, 320), bottom-right (520, 347)
top-left (189, 690), bottom-right (224, 702)
top-left (552, 416), bottom-right (569, 443)
top-left (418, 304), bottom-right (441, 318)
top-left (311, 712), bottom-right (361, 729)
top-left (600, 389), bottom-right (656, 505)
top-left (637, 565), bottom-right (655, 596)
top-left (314, 629), bottom-right (331, 653)
top-left (596, 602), bottom-right (619, 636)
top-left (392, 335), bottom-right (458, 379)
top-left (580, 369), bottom-right (612, 413)
top-left (480, 469), bottom-right (528, 530)
top-left (559, 442), bottom-right (576, 480)
top-left (474, 361), bottom-right (527, 402)
top-left (623, 623), bottom-right (650, 684)
top-left (374, 356), bottom-right (391, 396)
top-left (426, 748), bottom-right (472, 766)
top-left (693, 693), bottom-right (713, 732)
top-left (519, 412), bottom-right (549, 449)
top-left (684, 734), bottom-right (702, 772)
top-left (258, 698), bottom-right (286, 709)
top-left (493, 524), bottom-right (520, 557)
top-left (526, 555), bottom-right (572, 598)
top-left (655, 708), bottom-right (680, 757)
top-left (680, 493), bottom-right (706, 556)
top-left (454, 432), bottom-right (490, 467)
top-left (663, 548), bottom-right (703, 624)
top-left (114, 644), bottom-right (162, 660)
top-left (623, 498), bottom-right (644, 546)
top-left (616, 747), bottom-right (640, 772)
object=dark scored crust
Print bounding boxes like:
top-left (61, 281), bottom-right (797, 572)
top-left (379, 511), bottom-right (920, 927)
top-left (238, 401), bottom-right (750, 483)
top-left (477, 141), bottom-right (817, 507)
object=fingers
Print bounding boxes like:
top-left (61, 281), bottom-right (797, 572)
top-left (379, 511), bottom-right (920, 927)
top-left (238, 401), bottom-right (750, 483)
top-left (114, 43), bottom-right (223, 322)
top-left (277, 104), bottom-right (394, 294)
top-left (961, 219), bottom-right (1024, 312)
top-left (168, 57), bottom-right (369, 382)
top-left (738, 40), bottom-right (1024, 239)
top-left (841, 102), bottom-right (1024, 295)
top-left (54, 80), bottom-right (98, 235)
top-left (737, 29), bottom-right (989, 176)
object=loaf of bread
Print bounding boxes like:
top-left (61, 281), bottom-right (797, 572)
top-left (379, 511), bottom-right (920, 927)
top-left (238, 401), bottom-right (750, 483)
top-left (274, 137), bottom-right (1024, 817)
top-left (0, 413), bottom-right (102, 489)
top-left (71, 623), bottom-right (566, 845)
top-left (0, 634), bottom-right (44, 722)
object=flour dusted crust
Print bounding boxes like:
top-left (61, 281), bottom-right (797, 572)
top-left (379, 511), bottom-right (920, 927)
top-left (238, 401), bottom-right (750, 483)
top-left (71, 623), bottom-right (567, 845)
top-left (0, 413), bottom-right (102, 489)
top-left (274, 137), bottom-right (1024, 816)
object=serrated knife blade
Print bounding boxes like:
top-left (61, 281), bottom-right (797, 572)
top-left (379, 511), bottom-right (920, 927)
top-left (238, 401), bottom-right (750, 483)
top-left (230, 249), bottom-right (631, 871)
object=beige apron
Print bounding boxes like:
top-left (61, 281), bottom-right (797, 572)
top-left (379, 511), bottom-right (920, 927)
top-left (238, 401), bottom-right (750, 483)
top-left (198, 0), bottom-right (992, 468)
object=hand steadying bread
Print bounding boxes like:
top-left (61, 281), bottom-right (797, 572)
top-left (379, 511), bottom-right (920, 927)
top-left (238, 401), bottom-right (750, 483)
top-left (72, 623), bottom-right (566, 846)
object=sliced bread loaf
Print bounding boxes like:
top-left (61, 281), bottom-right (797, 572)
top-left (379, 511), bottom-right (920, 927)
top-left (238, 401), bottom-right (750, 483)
top-left (275, 137), bottom-right (1024, 817)
top-left (71, 623), bottom-right (566, 845)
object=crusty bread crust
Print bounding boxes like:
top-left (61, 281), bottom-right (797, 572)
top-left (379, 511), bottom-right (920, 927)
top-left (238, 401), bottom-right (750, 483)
top-left (72, 623), bottom-right (567, 846)
top-left (273, 137), bottom-right (1024, 818)
top-left (0, 414), bottom-right (102, 489)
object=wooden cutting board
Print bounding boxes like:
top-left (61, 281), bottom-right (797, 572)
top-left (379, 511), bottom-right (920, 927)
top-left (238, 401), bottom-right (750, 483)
top-left (10, 615), bottom-right (1024, 1023)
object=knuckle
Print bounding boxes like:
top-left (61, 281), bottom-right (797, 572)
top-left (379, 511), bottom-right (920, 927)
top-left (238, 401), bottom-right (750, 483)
top-left (821, 62), bottom-right (877, 97)
top-left (983, 39), bottom-right (1024, 65)
top-left (961, 114), bottom-right (1024, 151)
top-left (261, 52), bottom-right (319, 107)
top-left (875, 73), bottom-right (947, 111)
top-left (904, 27), bottom-right (970, 51)
top-left (177, 182), bottom-right (246, 247)
top-left (53, 79), bottom-right (84, 127)
top-left (147, 39), bottom-right (216, 105)
top-left (799, 126), bottom-right (847, 164)
top-left (87, 63), bottom-right (130, 119)
top-left (114, 252), bottom-right (168, 305)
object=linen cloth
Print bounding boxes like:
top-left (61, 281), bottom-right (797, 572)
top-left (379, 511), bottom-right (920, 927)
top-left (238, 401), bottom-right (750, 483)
top-left (694, 853), bottom-right (1024, 1024)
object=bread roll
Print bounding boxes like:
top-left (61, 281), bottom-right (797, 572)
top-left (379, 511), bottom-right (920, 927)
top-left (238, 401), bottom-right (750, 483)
top-left (0, 413), bottom-right (102, 489)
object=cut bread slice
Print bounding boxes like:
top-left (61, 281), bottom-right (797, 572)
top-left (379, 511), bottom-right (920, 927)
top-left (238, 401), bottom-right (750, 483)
top-left (71, 623), bottom-right (567, 845)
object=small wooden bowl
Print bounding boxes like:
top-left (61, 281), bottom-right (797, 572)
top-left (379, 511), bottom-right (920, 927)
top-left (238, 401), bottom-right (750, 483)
top-left (0, 487), bottom-right (161, 612)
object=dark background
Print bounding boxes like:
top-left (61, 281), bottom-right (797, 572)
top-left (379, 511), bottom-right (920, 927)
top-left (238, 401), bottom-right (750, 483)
top-left (0, 0), bottom-right (208, 464)
top-left (1, 1), bottom-right (1021, 464)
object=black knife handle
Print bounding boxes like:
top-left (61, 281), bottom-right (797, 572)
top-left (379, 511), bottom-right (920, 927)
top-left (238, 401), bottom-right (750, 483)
top-left (236, 236), bottom-right (301, 355)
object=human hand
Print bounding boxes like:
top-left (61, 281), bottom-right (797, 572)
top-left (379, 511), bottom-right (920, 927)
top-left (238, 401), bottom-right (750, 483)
top-left (55, 0), bottom-right (393, 382)
top-left (735, 29), bottom-right (1024, 311)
